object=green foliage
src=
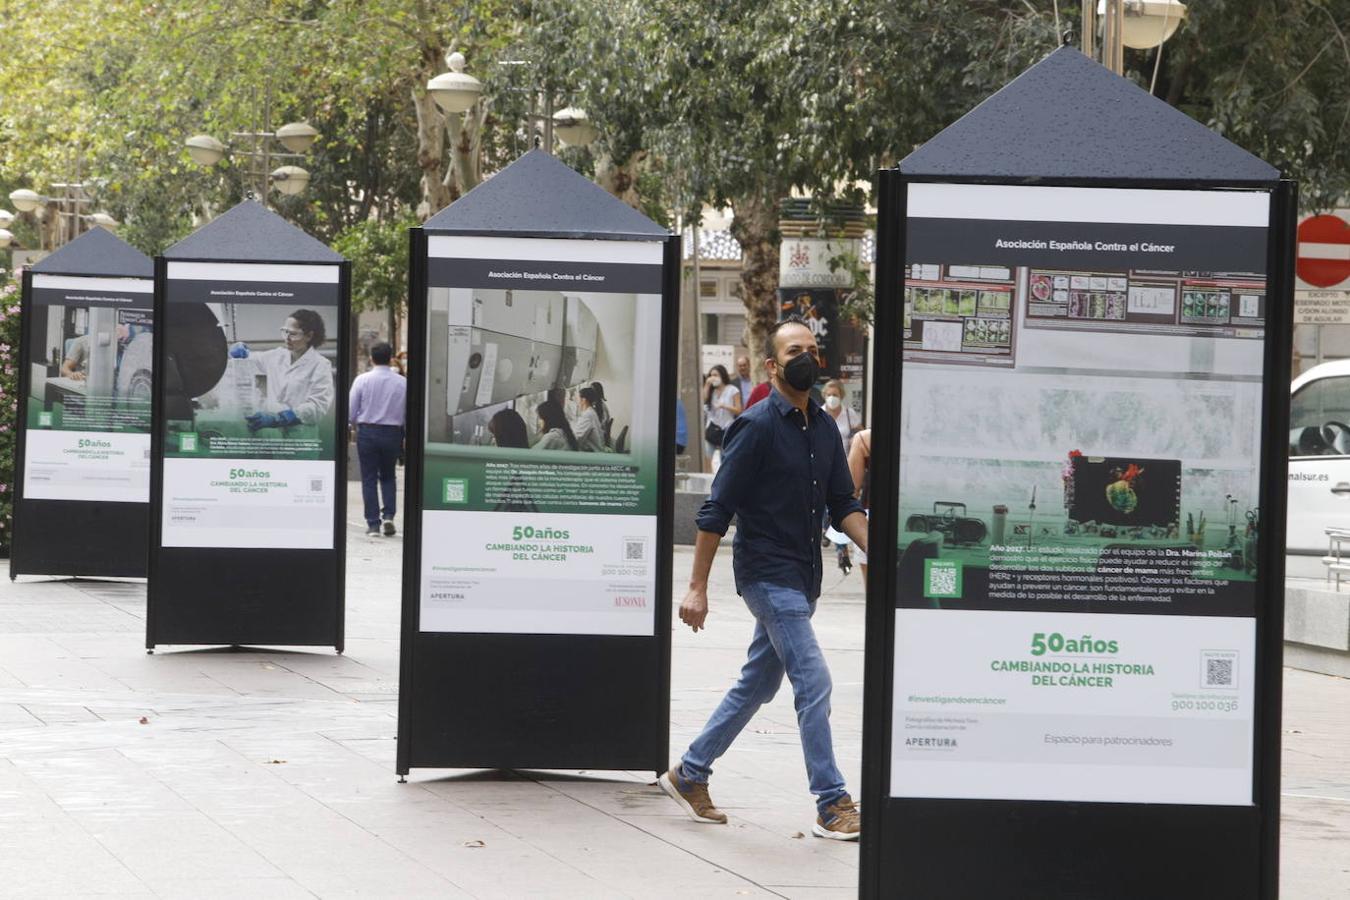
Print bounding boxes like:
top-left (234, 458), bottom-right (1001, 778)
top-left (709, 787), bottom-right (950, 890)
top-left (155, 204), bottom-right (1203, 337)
top-left (830, 248), bottom-right (876, 328)
top-left (332, 215), bottom-right (417, 314)
top-left (0, 277), bottom-right (20, 552)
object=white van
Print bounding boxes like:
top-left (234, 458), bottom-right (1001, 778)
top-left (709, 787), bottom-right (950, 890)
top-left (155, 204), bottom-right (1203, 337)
top-left (1288, 360), bottom-right (1350, 558)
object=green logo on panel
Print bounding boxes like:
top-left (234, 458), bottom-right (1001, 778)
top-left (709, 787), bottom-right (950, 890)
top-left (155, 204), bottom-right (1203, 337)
top-left (179, 433), bottom-right (198, 453)
top-left (924, 559), bottom-right (963, 599)
top-left (442, 477), bottom-right (468, 504)
top-left (37, 411), bottom-right (52, 427)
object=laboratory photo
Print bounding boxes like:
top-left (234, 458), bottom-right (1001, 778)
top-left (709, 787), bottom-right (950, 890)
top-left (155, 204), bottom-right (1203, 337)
top-left (161, 300), bottom-right (340, 460)
top-left (27, 302), bottom-right (154, 433)
top-left (426, 286), bottom-right (659, 459)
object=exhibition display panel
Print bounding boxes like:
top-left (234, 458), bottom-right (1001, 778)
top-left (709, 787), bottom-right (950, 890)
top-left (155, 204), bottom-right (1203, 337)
top-left (860, 48), bottom-right (1293, 900)
top-left (146, 201), bottom-right (350, 650)
top-left (11, 227), bottom-right (155, 578)
top-left (398, 150), bottom-right (678, 776)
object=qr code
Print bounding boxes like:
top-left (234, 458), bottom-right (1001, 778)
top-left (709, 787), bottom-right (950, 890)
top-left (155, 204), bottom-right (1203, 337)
top-left (624, 539), bottom-right (646, 561)
top-left (929, 564), bottom-right (958, 595)
top-left (1205, 658), bottom-right (1234, 687)
top-left (309, 478), bottom-right (324, 493)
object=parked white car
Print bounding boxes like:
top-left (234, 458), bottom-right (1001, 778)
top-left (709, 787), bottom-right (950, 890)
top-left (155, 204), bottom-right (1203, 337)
top-left (1288, 360), bottom-right (1350, 556)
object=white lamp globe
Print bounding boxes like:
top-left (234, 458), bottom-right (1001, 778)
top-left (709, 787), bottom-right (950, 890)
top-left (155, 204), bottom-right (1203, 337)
top-left (1098, 0), bottom-right (1188, 50)
top-left (9, 189), bottom-right (42, 213)
top-left (0, 209), bottom-right (13, 227)
top-left (427, 51), bottom-right (483, 115)
top-left (0, 229), bottom-right (13, 249)
top-left (185, 135), bottom-right (227, 166)
top-left (277, 121), bottom-right (319, 153)
top-left (553, 108), bottom-right (599, 148)
top-left (270, 166), bottom-right (311, 196)
top-left (88, 212), bottom-right (119, 229)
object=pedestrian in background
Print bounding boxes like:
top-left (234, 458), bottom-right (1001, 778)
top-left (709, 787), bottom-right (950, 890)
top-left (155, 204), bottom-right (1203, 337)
top-left (732, 354), bottom-right (754, 407)
top-left (661, 316), bottom-right (868, 841)
top-left (702, 364), bottom-right (742, 473)
top-left (349, 342), bottom-right (407, 536)
top-left (821, 379), bottom-right (860, 446)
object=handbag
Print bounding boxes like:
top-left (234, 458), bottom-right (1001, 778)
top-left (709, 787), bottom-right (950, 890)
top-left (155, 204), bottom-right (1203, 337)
top-left (704, 420), bottom-right (726, 447)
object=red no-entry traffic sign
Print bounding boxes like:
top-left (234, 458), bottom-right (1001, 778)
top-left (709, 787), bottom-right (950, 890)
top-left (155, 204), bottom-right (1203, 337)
top-left (1298, 213), bottom-right (1350, 288)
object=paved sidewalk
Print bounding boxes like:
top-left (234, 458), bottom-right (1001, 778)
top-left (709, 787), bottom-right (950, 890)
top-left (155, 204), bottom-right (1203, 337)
top-left (0, 483), bottom-right (1345, 898)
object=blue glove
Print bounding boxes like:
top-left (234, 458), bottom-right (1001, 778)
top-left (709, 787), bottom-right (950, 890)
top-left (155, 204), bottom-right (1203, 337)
top-left (229, 342), bottom-right (250, 358)
top-left (245, 409), bottom-right (301, 432)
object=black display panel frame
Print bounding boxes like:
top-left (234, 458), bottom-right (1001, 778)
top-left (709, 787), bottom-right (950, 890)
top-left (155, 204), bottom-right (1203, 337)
top-left (145, 256), bottom-right (351, 651)
top-left (11, 269), bottom-right (155, 580)
top-left (858, 170), bottom-right (1295, 900)
top-left (396, 229), bottom-right (678, 777)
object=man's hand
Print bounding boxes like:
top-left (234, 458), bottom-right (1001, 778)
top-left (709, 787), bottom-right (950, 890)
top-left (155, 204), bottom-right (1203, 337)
top-left (679, 584), bottom-right (709, 632)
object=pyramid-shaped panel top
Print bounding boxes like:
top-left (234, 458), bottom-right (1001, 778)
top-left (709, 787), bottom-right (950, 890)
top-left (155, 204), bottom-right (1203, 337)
top-left (424, 149), bottom-right (668, 239)
top-left (901, 46), bottom-right (1279, 184)
top-left (164, 200), bottom-right (343, 263)
top-left (30, 226), bottom-right (152, 278)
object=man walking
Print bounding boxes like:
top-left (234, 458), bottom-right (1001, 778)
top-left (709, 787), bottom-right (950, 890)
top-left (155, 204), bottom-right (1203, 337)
top-left (660, 317), bottom-right (869, 841)
top-left (349, 342), bottom-right (407, 536)
top-left (732, 354), bottom-right (754, 407)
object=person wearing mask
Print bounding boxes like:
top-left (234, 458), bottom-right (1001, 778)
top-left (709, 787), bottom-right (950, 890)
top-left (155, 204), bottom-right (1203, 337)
top-left (534, 399), bottom-right (579, 451)
top-left (488, 408), bottom-right (530, 449)
top-left (702, 364), bottom-right (742, 472)
top-left (230, 309), bottom-right (335, 437)
top-left (348, 342), bottom-right (407, 536)
top-left (573, 385), bottom-right (607, 452)
top-left (732, 355), bottom-right (754, 407)
top-left (821, 380), bottom-right (860, 446)
top-left (660, 316), bottom-right (868, 842)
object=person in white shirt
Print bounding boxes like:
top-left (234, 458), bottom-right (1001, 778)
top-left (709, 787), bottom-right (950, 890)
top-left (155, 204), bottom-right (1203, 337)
top-left (822, 379), bottom-right (860, 446)
top-left (229, 308), bottom-right (335, 433)
top-left (534, 399), bottom-right (579, 451)
top-left (573, 385), bottom-right (607, 452)
top-left (702, 364), bottom-right (742, 472)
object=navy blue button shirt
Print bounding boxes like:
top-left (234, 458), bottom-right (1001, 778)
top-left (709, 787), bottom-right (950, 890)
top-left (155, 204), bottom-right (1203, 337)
top-left (696, 387), bottom-right (863, 600)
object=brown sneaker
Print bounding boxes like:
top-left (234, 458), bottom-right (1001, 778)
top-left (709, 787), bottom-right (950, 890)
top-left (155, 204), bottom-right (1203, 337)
top-left (812, 796), bottom-right (860, 840)
top-left (659, 767), bottom-right (727, 824)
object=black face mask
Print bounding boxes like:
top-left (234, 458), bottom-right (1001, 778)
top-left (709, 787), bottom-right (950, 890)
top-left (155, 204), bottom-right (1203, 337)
top-left (780, 351), bottom-right (819, 392)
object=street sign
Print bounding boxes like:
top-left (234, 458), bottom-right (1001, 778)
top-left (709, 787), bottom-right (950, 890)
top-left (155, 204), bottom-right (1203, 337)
top-left (1296, 213), bottom-right (1350, 289)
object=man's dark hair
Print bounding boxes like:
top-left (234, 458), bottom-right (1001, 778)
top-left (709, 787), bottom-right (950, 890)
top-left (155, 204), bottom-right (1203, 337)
top-left (766, 315), bottom-right (810, 356)
top-left (370, 341), bottom-right (393, 365)
top-left (289, 308), bottom-right (326, 348)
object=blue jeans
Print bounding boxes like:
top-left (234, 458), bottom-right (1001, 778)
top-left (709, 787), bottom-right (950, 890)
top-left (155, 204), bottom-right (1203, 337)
top-left (679, 581), bottom-right (847, 816)
top-left (356, 425), bottom-right (402, 527)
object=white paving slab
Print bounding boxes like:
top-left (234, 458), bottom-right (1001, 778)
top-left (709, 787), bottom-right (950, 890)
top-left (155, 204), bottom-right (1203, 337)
top-left (0, 482), bottom-right (1344, 897)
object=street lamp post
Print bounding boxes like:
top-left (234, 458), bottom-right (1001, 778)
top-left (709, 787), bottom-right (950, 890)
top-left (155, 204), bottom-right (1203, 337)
top-left (6, 166), bottom-right (120, 251)
top-left (1083, 0), bottom-right (1188, 75)
top-left (426, 52), bottom-right (599, 156)
top-left (185, 86), bottom-right (319, 207)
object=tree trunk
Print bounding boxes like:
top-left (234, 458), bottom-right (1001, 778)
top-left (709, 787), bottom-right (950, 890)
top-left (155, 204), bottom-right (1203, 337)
top-left (595, 150), bottom-right (647, 209)
top-left (412, 78), bottom-right (453, 220)
top-left (729, 192), bottom-right (782, 380)
top-left (445, 100), bottom-right (487, 202)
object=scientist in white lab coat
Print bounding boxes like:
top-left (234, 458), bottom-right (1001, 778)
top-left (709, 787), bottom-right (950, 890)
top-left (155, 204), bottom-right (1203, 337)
top-left (228, 308), bottom-right (335, 433)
